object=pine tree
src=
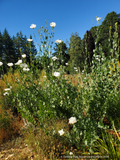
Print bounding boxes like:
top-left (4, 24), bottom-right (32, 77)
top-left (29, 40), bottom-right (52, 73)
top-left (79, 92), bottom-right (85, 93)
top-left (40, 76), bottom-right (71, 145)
top-left (67, 32), bottom-right (83, 74)
top-left (52, 41), bottom-right (70, 69)
top-left (2, 28), bottom-right (16, 74)
top-left (0, 31), bottom-right (4, 61)
top-left (86, 30), bottom-right (95, 73)
top-left (97, 11), bottom-right (120, 59)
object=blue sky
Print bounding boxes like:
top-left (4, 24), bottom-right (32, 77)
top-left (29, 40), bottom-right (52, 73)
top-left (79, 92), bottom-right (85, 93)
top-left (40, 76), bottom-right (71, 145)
top-left (1, 0), bottom-right (120, 59)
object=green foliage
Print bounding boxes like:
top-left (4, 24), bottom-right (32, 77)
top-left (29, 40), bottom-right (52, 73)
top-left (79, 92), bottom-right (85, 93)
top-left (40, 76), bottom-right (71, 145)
top-left (67, 32), bottom-right (84, 73)
top-left (1, 16), bottom-right (120, 157)
top-left (97, 11), bottom-right (120, 58)
top-left (82, 30), bottom-right (95, 73)
top-left (52, 41), bottom-right (70, 69)
top-left (91, 125), bottom-right (120, 159)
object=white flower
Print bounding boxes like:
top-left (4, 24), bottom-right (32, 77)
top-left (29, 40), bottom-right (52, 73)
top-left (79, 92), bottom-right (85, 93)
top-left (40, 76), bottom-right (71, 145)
top-left (55, 39), bottom-right (62, 43)
top-left (50, 22), bottom-right (56, 28)
top-left (23, 68), bottom-right (30, 71)
top-left (68, 117), bottom-right (77, 124)
top-left (69, 152), bottom-right (73, 155)
top-left (27, 68), bottom-right (30, 71)
top-left (65, 63), bottom-right (68, 65)
top-left (27, 39), bottom-right (33, 42)
top-left (0, 62), bottom-right (3, 66)
top-left (95, 55), bottom-right (99, 58)
top-left (22, 54), bottom-right (26, 58)
top-left (10, 86), bottom-right (12, 89)
top-left (3, 92), bottom-right (9, 96)
top-left (53, 72), bottom-right (60, 77)
top-left (74, 67), bottom-right (77, 70)
top-left (76, 70), bottom-right (78, 72)
top-left (23, 68), bottom-right (27, 71)
top-left (58, 129), bottom-right (65, 136)
top-left (43, 76), bottom-right (46, 78)
top-left (26, 68), bottom-right (30, 71)
top-left (96, 17), bottom-right (101, 21)
top-left (20, 63), bottom-right (28, 68)
top-left (52, 56), bottom-right (58, 61)
top-left (30, 24), bottom-right (36, 29)
top-left (15, 62), bottom-right (19, 65)
top-left (82, 70), bottom-right (84, 73)
top-left (7, 63), bottom-right (13, 67)
top-left (101, 58), bottom-right (104, 61)
top-left (48, 66), bottom-right (49, 68)
top-left (17, 60), bottom-right (22, 64)
top-left (4, 88), bottom-right (11, 91)
top-left (96, 58), bottom-right (100, 61)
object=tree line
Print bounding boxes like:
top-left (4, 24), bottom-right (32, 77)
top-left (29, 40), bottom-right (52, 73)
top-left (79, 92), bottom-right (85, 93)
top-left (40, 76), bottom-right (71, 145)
top-left (0, 11), bottom-right (120, 76)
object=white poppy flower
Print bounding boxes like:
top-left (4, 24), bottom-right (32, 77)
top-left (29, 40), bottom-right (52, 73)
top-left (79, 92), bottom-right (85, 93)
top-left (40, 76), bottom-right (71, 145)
top-left (43, 76), bottom-right (47, 78)
top-left (26, 68), bottom-right (30, 71)
top-left (27, 38), bottom-right (33, 42)
top-left (95, 55), bottom-right (99, 58)
top-left (74, 67), bottom-right (77, 70)
top-left (55, 39), bottom-right (62, 43)
top-left (3, 92), bottom-right (9, 96)
top-left (58, 129), bottom-right (65, 136)
top-left (69, 152), bottom-right (73, 155)
top-left (23, 68), bottom-right (27, 71)
top-left (23, 68), bottom-right (30, 71)
top-left (96, 17), bottom-right (101, 21)
top-left (65, 63), bottom-right (68, 65)
top-left (53, 72), bottom-right (60, 77)
top-left (68, 117), bottom-right (77, 124)
top-left (20, 63), bottom-right (28, 68)
top-left (52, 56), bottom-right (58, 61)
top-left (4, 88), bottom-right (11, 91)
top-left (50, 22), bottom-right (56, 28)
top-left (17, 60), bottom-right (22, 64)
top-left (22, 54), bottom-right (26, 58)
top-left (7, 63), bottom-right (13, 67)
top-left (0, 62), bottom-right (3, 66)
top-left (15, 62), bottom-right (20, 65)
top-left (96, 58), bottom-right (100, 61)
top-left (30, 24), bottom-right (36, 29)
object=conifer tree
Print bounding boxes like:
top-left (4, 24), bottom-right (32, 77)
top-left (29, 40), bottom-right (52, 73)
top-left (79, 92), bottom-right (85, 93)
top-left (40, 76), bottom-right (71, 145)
top-left (0, 31), bottom-right (4, 61)
top-left (52, 41), bottom-right (70, 70)
top-left (2, 28), bottom-right (16, 74)
top-left (67, 32), bottom-right (83, 74)
top-left (97, 11), bottom-right (120, 59)
top-left (86, 30), bottom-right (95, 73)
